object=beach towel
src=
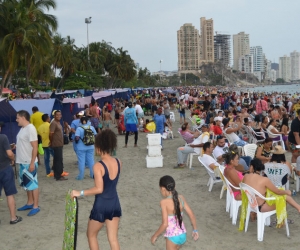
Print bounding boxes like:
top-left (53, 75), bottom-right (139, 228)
top-left (63, 190), bottom-right (78, 250)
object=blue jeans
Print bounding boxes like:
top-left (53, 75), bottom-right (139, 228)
top-left (233, 139), bottom-right (248, 147)
top-left (240, 156), bottom-right (252, 170)
top-left (77, 148), bottom-right (94, 180)
top-left (43, 147), bottom-right (54, 174)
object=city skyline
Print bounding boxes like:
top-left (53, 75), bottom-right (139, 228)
top-left (51, 0), bottom-right (300, 72)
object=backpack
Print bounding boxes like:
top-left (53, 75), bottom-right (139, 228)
top-left (81, 126), bottom-right (95, 145)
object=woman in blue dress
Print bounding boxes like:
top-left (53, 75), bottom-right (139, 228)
top-left (72, 129), bottom-right (121, 250)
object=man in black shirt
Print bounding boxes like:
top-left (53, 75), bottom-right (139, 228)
top-left (203, 96), bottom-right (211, 111)
top-left (288, 109), bottom-right (300, 163)
top-left (0, 122), bottom-right (22, 224)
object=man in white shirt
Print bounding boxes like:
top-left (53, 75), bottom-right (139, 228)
top-left (213, 136), bottom-right (249, 171)
top-left (134, 101), bottom-right (144, 125)
top-left (15, 110), bottom-right (40, 216)
top-left (176, 124), bottom-right (210, 168)
top-left (201, 142), bottom-right (219, 173)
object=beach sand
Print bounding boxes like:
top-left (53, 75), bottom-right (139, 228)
top-left (0, 111), bottom-right (300, 250)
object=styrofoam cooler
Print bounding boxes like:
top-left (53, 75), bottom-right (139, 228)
top-left (146, 155), bottom-right (163, 168)
top-left (146, 133), bottom-right (162, 146)
top-left (147, 145), bottom-right (162, 156)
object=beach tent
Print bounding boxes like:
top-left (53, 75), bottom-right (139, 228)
top-left (51, 90), bottom-right (80, 100)
top-left (34, 91), bottom-right (51, 99)
top-left (2, 88), bottom-right (13, 94)
top-left (10, 99), bottom-right (62, 117)
top-left (108, 88), bottom-right (130, 100)
top-left (92, 91), bottom-right (113, 108)
top-left (0, 98), bottom-right (19, 143)
top-left (62, 97), bottom-right (92, 124)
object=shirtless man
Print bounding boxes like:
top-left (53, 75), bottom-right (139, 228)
top-left (151, 96), bottom-right (158, 116)
top-left (89, 101), bottom-right (100, 133)
top-left (145, 96), bottom-right (151, 115)
top-left (102, 109), bottom-right (112, 129)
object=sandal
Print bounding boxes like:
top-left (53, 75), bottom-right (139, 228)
top-left (174, 164), bottom-right (185, 169)
top-left (10, 216), bottom-right (23, 224)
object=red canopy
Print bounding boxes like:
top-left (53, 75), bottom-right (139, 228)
top-left (2, 88), bottom-right (13, 94)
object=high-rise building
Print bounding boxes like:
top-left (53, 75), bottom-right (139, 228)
top-left (250, 46), bottom-right (264, 72)
top-left (279, 55), bottom-right (291, 82)
top-left (290, 50), bottom-right (300, 81)
top-left (233, 32), bottom-right (250, 70)
top-left (271, 63), bottom-right (279, 70)
top-left (214, 33), bottom-right (231, 66)
top-left (200, 17), bottom-right (214, 63)
top-left (177, 23), bottom-right (201, 72)
top-left (238, 54), bottom-right (253, 73)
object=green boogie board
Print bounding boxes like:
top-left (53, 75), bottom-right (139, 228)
top-left (62, 190), bottom-right (78, 250)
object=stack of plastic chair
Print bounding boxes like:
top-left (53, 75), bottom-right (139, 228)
top-left (240, 183), bottom-right (290, 241)
top-left (146, 134), bottom-right (163, 168)
top-left (198, 157), bottom-right (223, 192)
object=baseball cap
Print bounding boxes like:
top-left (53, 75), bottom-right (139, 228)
top-left (78, 111), bottom-right (84, 116)
top-left (214, 117), bottom-right (222, 122)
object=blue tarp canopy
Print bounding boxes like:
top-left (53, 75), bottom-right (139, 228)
top-left (0, 98), bottom-right (19, 143)
top-left (9, 99), bottom-right (61, 117)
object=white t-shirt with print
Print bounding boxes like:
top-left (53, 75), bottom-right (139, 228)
top-left (16, 124), bottom-right (38, 164)
top-left (213, 143), bottom-right (229, 159)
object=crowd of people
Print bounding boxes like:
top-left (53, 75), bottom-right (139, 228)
top-left (1, 86), bottom-right (300, 249)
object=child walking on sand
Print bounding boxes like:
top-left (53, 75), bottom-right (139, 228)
top-left (151, 175), bottom-right (199, 249)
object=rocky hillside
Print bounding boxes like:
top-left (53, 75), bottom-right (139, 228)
top-left (197, 62), bottom-right (259, 86)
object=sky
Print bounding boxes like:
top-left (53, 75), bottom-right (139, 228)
top-left (50, 0), bottom-right (300, 72)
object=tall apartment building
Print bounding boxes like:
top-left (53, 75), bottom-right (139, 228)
top-left (250, 46), bottom-right (264, 72)
top-left (279, 55), bottom-right (291, 82)
top-left (177, 23), bottom-right (201, 72)
top-left (290, 50), bottom-right (300, 81)
top-left (238, 54), bottom-right (253, 73)
top-left (214, 33), bottom-right (231, 66)
top-left (200, 17), bottom-right (214, 63)
top-left (233, 32), bottom-right (250, 70)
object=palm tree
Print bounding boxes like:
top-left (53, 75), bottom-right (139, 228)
top-left (0, 0), bottom-right (58, 95)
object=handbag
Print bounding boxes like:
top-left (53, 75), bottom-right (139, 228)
top-left (38, 143), bottom-right (44, 155)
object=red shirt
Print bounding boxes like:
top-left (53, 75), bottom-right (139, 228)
top-left (213, 125), bottom-right (223, 135)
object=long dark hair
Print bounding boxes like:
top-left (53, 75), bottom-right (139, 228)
top-left (280, 117), bottom-right (289, 131)
top-left (159, 175), bottom-right (183, 229)
top-left (266, 119), bottom-right (275, 129)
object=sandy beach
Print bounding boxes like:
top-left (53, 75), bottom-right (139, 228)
top-left (0, 111), bottom-right (300, 250)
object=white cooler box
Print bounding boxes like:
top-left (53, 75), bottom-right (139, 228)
top-left (146, 133), bottom-right (162, 146)
top-left (146, 155), bottom-right (163, 168)
top-left (147, 145), bottom-right (162, 156)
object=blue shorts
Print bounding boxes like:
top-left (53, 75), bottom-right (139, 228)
top-left (0, 166), bottom-right (17, 196)
top-left (19, 163), bottom-right (39, 191)
top-left (167, 233), bottom-right (186, 245)
top-left (180, 113), bottom-right (185, 118)
top-left (125, 123), bottom-right (137, 132)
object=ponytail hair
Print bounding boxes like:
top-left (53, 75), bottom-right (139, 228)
top-left (266, 119), bottom-right (274, 129)
top-left (159, 175), bottom-right (183, 229)
top-left (222, 151), bottom-right (238, 165)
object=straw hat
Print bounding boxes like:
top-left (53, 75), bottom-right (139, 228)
top-left (271, 145), bottom-right (286, 155)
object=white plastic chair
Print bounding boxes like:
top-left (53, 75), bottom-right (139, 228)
top-left (267, 130), bottom-right (285, 150)
top-left (222, 174), bottom-right (242, 225)
top-left (170, 112), bottom-right (175, 122)
top-left (243, 144), bottom-right (258, 159)
top-left (198, 157), bottom-right (223, 192)
top-left (219, 165), bottom-right (231, 212)
top-left (188, 152), bottom-right (200, 169)
top-left (248, 127), bottom-right (265, 144)
top-left (296, 174), bottom-right (300, 192)
top-left (240, 183), bottom-right (290, 241)
top-left (264, 162), bottom-right (290, 190)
